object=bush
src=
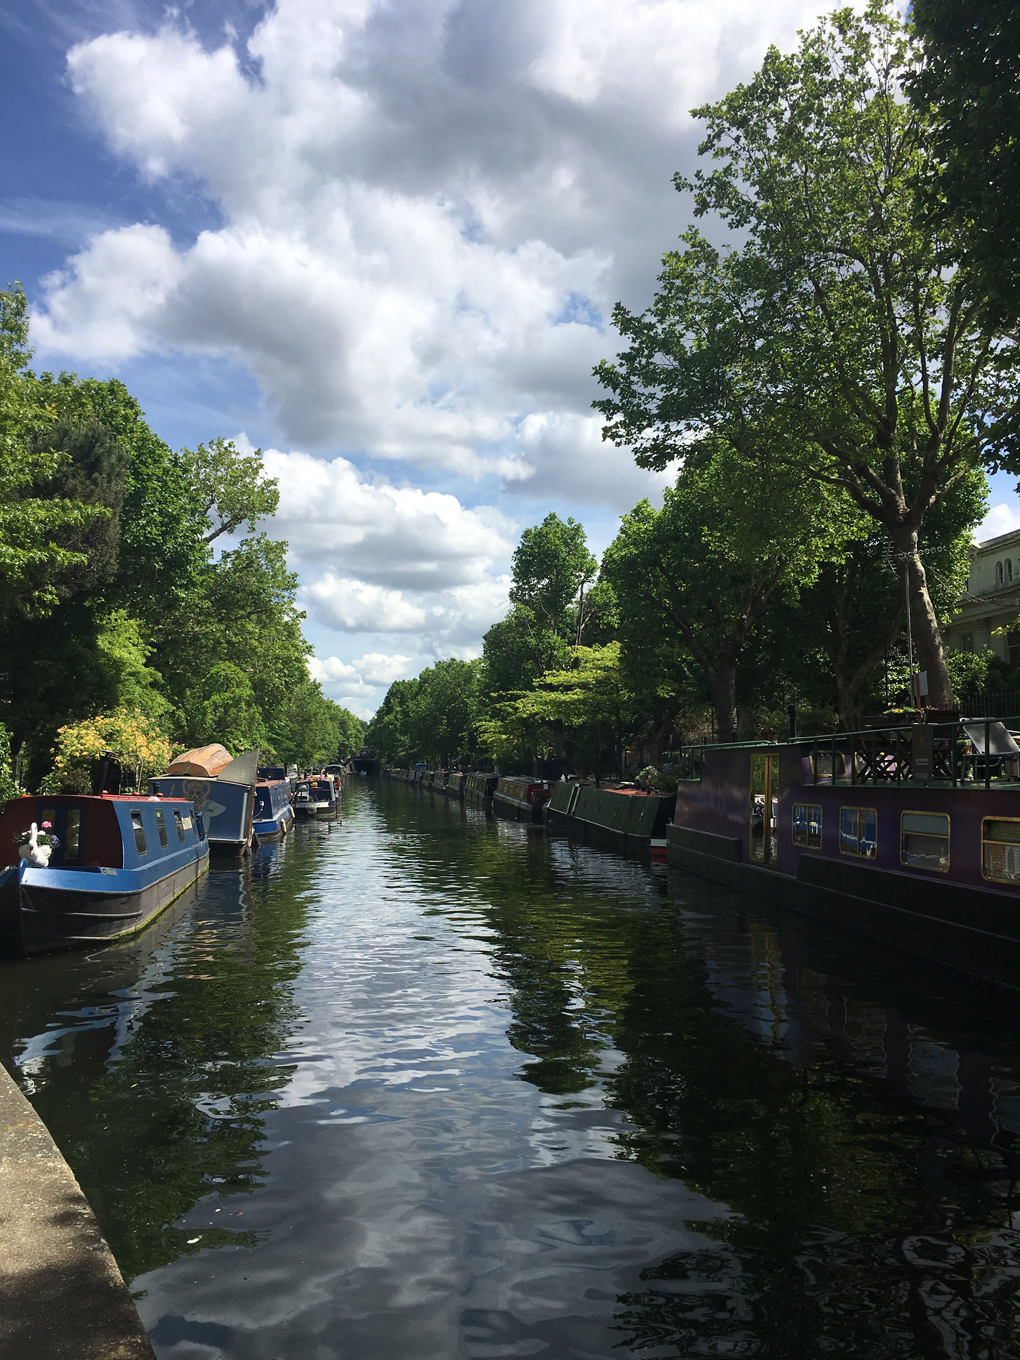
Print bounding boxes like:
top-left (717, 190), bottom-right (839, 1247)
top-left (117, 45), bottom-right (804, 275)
top-left (45, 708), bottom-right (172, 794)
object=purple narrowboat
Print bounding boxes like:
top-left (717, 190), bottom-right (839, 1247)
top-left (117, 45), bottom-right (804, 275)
top-left (668, 714), bottom-right (1020, 991)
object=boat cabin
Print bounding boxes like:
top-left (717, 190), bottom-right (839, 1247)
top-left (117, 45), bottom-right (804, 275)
top-left (0, 794), bottom-right (205, 871)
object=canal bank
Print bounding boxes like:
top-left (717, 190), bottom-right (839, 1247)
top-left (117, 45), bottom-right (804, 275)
top-left (0, 1059), bottom-right (155, 1359)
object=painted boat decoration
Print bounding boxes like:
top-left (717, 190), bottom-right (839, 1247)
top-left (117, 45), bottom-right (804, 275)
top-left (293, 776), bottom-right (339, 818)
top-left (149, 747), bottom-right (259, 856)
top-left (0, 793), bottom-right (209, 955)
top-left (253, 767), bottom-right (296, 840)
top-left (668, 714), bottom-right (1020, 991)
top-left (545, 782), bottom-right (675, 857)
top-left (493, 776), bottom-right (551, 821)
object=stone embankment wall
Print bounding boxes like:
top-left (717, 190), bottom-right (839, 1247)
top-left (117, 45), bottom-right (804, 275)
top-left (0, 1060), bottom-right (156, 1359)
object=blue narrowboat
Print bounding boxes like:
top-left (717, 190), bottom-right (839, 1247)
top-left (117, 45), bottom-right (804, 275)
top-left (150, 748), bottom-right (259, 856)
top-left (293, 775), bottom-right (339, 818)
top-left (668, 713), bottom-right (1020, 992)
top-left (0, 793), bottom-right (209, 955)
top-left (253, 767), bottom-right (295, 840)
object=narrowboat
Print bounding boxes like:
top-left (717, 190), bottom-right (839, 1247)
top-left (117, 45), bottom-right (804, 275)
top-left (444, 771), bottom-right (466, 800)
top-left (492, 776), bottom-right (551, 822)
top-left (293, 775), bottom-right (339, 818)
top-left (252, 767), bottom-right (296, 840)
top-left (150, 746), bottom-right (259, 856)
top-left (0, 792), bottom-right (209, 955)
top-left (545, 782), bottom-right (675, 858)
top-left (429, 768), bottom-right (450, 792)
top-left (323, 764), bottom-right (346, 792)
top-left (668, 714), bottom-right (1020, 991)
top-left (464, 772), bottom-right (498, 808)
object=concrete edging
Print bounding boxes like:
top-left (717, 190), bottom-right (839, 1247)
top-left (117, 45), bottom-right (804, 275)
top-left (0, 1060), bottom-right (156, 1359)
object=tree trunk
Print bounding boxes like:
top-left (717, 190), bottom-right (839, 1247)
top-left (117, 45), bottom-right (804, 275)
top-left (706, 667), bottom-right (738, 743)
top-left (890, 526), bottom-right (953, 708)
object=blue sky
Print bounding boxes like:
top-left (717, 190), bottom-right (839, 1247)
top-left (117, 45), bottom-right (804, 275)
top-left (3, 0), bottom-right (1018, 716)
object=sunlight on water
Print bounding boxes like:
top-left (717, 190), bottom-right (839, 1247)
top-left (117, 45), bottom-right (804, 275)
top-left (3, 779), bottom-right (1020, 1358)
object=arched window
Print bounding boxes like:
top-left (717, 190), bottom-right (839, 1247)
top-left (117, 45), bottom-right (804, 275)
top-left (997, 561), bottom-right (1004, 586)
top-left (1008, 559), bottom-right (1014, 582)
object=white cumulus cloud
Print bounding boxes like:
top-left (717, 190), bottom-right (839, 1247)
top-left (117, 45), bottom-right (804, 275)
top-left (33, 0), bottom-right (834, 491)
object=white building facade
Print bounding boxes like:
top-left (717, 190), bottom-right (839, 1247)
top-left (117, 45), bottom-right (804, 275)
top-left (943, 528), bottom-right (1020, 665)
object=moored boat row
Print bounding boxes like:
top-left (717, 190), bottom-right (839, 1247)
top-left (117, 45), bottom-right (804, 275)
top-left (1, 742), bottom-right (346, 956)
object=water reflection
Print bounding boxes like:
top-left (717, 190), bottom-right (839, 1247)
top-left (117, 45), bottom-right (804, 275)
top-left (0, 780), bottom-right (1018, 1357)
top-left (0, 838), bottom-right (311, 1281)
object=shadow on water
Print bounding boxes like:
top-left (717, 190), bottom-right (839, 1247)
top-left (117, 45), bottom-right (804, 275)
top-left (0, 836), bottom-right (317, 1282)
top-left (377, 784), bottom-right (1020, 1357)
top-left (1, 779), bottom-right (1020, 1357)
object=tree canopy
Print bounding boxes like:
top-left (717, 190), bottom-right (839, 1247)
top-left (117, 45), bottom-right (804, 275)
top-left (594, 1), bottom-right (1018, 709)
top-left (0, 285), bottom-right (361, 788)
top-left (909, 0), bottom-right (1020, 328)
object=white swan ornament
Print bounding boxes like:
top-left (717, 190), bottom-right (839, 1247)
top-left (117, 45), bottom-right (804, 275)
top-left (19, 822), bottom-right (53, 868)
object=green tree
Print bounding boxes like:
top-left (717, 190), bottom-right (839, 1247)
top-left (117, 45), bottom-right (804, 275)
top-left (603, 448), bottom-right (846, 741)
top-left (488, 643), bottom-right (632, 779)
top-left (162, 534), bottom-right (308, 752)
top-left (595, 2), bottom-right (1019, 711)
top-left (510, 512), bottom-right (597, 643)
top-left (909, 0), bottom-right (1020, 328)
top-left (181, 437), bottom-right (280, 544)
top-left (367, 678), bottom-right (421, 766)
top-left (0, 287), bottom-right (112, 617)
top-left (273, 679), bottom-right (363, 767)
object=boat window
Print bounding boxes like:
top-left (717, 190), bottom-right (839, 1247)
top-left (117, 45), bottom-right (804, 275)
top-left (173, 809), bottom-right (187, 843)
top-left (130, 810), bottom-right (147, 855)
top-left (65, 809), bottom-right (82, 862)
top-left (792, 803), bottom-right (822, 849)
top-left (154, 808), bottom-right (169, 848)
top-left (809, 751), bottom-right (846, 780)
top-left (981, 818), bottom-right (1020, 883)
top-left (901, 811), bottom-right (949, 872)
top-left (839, 807), bottom-right (877, 858)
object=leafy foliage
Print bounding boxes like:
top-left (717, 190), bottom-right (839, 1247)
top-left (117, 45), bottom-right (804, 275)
top-left (594, 1), bottom-right (1016, 708)
top-left (43, 707), bottom-right (173, 794)
top-left (909, 0), bottom-right (1020, 329)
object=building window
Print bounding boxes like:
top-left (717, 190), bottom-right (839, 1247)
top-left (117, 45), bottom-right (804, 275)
top-left (901, 811), bottom-right (949, 872)
top-left (982, 819), bottom-right (1020, 883)
top-left (958, 633), bottom-right (974, 653)
top-left (1008, 559), bottom-right (1014, 582)
top-left (793, 803), bottom-right (822, 848)
top-left (840, 807), bottom-right (877, 858)
top-left (1009, 631), bottom-right (1020, 667)
top-left (997, 561), bottom-right (1004, 586)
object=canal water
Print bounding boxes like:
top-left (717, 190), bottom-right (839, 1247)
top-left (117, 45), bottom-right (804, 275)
top-left (3, 779), bottom-right (1020, 1358)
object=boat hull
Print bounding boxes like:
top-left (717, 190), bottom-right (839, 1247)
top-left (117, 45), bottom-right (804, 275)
top-left (545, 784), bottom-right (676, 859)
top-left (667, 823), bottom-right (1020, 993)
top-left (252, 807), bottom-right (294, 841)
top-left (9, 850), bottom-right (209, 955)
top-left (294, 800), bottom-right (337, 818)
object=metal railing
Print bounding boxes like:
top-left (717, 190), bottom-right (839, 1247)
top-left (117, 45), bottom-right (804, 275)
top-left (677, 717), bottom-right (1020, 790)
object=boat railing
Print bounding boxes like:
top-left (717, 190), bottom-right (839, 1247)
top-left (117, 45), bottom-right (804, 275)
top-left (678, 716), bottom-right (1020, 789)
